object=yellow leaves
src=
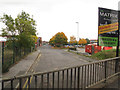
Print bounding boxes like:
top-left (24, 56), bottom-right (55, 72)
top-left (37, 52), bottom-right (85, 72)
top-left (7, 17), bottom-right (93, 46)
top-left (49, 32), bottom-right (68, 45)
top-left (78, 38), bottom-right (87, 45)
top-left (70, 36), bottom-right (77, 44)
top-left (31, 35), bottom-right (38, 42)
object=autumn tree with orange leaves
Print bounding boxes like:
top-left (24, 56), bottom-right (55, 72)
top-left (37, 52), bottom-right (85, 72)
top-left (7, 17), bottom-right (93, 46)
top-left (49, 32), bottom-right (68, 47)
top-left (70, 36), bottom-right (77, 45)
top-left (78, 38), bottom-right (87, 45)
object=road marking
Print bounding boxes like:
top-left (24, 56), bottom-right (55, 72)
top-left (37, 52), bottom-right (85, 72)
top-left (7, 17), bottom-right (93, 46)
top-left (26, 76), bottom-right (33, 88)
top-left (22, 53), bottom-right (41, 88)
top-left (15, 52), bottom-right (41, 88)
top-left (23, 78), bottom-right (28, 88)
top-left (73, 56), bottom-right (88, 63)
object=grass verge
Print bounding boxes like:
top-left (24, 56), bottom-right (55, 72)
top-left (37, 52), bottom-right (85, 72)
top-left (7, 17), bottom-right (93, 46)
top-left (90, 49), bottom-right (120, 60)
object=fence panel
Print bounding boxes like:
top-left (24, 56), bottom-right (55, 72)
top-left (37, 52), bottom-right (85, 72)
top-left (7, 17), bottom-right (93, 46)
top-left (2, 41), bottom-right (34, 73)
top-left (2, 57), bottom-right (120, 89)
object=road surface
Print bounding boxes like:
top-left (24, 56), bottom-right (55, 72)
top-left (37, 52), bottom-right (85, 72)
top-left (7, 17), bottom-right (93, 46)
top-left (33, 44), bottom-right (92, 73)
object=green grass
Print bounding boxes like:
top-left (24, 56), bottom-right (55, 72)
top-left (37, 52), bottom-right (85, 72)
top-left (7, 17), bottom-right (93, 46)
top-left (90, 49), bottom-right (119, 60)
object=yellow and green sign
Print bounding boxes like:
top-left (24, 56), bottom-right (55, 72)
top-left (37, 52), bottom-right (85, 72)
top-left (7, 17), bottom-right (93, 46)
top-left (99, 36), bottom-right (118, 46)
top-left (98, 7), bottom-right (118, 46)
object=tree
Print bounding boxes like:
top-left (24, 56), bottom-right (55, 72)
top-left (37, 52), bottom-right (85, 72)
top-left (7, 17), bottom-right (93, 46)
top-left (49, 32), bottom-right (68, 47)
top-left (78, 38), bottom-right (87, 45)
top-left (49, 35), bottom-right (55, 46)
top-left (70, 36), bottom-right (77, 45)
top-left (0, 14), bottom-right (16, 39)
top-left (15, 11), bottom-right (36, 35)
top-left (54, 32), bottom-right (68, 47)
top-left (0, 11), bottom-right (37, 48)
top-left (86, 38), bottom-right (90, 44)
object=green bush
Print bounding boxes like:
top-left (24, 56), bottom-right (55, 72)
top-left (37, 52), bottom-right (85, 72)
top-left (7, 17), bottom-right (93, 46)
top-left (91, 49), bottom-right (118, 60)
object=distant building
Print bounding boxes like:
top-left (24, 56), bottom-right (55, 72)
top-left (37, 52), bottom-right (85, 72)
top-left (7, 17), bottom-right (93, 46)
top-left (0, 36), bottom-right (7, 43)
top-left (36, 37), bottom-right (42, 47)
top-left (90, 39), bottom-right (97, 44)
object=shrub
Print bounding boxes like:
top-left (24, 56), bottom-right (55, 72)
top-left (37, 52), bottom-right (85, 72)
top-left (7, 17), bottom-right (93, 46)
top-left (91, 49), bottom-right (118, 60)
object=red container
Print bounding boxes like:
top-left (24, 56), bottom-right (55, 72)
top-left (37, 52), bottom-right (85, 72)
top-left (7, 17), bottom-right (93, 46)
top-left (94, 45), bottom-right (101, 53)
top-left (103, 47), bottom-right (112, 50)
top-left (85, 44), bottom-right (101, 54)
top-left (85, 45), bottom-right (92, 54)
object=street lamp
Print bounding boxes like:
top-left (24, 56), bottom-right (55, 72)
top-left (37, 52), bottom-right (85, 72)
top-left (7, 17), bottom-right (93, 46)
top-left (76, 22), bottom-right (79, 54)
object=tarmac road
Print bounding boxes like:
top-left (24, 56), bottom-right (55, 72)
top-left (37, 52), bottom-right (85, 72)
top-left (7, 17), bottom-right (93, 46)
top-left (34, 44), bottom-right (91, 73)
top-left (3, 44), bottom-right (97, 88)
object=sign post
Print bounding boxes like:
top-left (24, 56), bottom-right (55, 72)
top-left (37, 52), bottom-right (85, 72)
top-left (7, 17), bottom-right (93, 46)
top-left (98, 7), bottom-right (119, 74)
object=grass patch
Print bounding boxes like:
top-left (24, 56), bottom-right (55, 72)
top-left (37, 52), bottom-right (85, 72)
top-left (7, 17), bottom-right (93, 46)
top-left (90, 49), bottom-right (119, 60)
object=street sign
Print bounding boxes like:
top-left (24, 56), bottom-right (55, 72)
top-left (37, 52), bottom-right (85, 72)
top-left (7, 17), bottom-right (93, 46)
top-left (98, 7), bottom-right (118, 46)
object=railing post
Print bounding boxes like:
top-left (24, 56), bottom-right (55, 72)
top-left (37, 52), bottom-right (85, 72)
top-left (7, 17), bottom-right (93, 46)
top-left (115, 58), bottom-right (119, 73)
top-left (19, 78), bottom-right (22, 90)
top-left (104, 61), bottom-right (107, 83)
top-left (2, 42), bottom-right (4, 65)
top-left (77, 67), bottom-right (80, 89)
top-left (13, 40), bottom-right (15, 64)
top-left (35, 75), bottom-right (37, 88)
top-left (2, 81), bottom-right (4, 89)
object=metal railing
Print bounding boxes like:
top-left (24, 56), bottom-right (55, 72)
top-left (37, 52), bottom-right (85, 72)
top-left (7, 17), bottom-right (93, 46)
top-left (1, 41), bottom-right (35, 73)
top-left (2, 57), bottom-right (120, 89)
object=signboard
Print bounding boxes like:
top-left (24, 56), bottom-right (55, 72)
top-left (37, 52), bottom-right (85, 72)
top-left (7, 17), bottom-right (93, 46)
top-left (98, 7), bottom-right (118, 46)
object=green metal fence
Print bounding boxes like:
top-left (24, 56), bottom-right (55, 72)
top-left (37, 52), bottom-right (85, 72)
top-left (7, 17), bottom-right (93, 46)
top-left (2, 41), bottom-right (35, 73)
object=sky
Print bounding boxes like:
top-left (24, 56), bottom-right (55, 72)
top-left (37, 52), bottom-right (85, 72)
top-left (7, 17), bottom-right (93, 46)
top-left (0, 0), bottom-right (120, 41)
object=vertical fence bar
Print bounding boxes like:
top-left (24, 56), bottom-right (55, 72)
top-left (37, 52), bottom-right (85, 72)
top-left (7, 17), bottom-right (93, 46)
top-left (47, 73), bottom-right (49, 89)
top-left (2, 81), bottom-right (4, 89)
top-left (92, 64), bottom-right (95, 84)
top-left (28, 77), bottom-right (30, 89)
top-left (81, 66), bottom-right (84, 88)
top-left (110, 61), bottom-right (112, 76)
top-left (115, 58), bottom-right (119, 73)
top-left (74, 68), bottom-right (76, 88)
top-left (87, 65), bottom-right (89, 87)
top-left (104, 61), bottom-right (107, 83)
top-left (94, 64), bottom-right (97, 83)
top-left (101, 62), bottom-right (103, 80)
top-left (70, 69), bottom-right (72, 88)
top-left (41, 75), bottom-right (43, 89)
top-left (62, 70), bottom-right (64, 89)
top-left (2, 42), bottom-right (4, 65)
top-left (11, 79), bottom-right (13, 89)
top-left (111, 61), bottom-right (113, 75)
top-left (19, 78), bottom-right (22, 90)
top-left (66, 69), bottom-right (68, 88)
top-left (52, 72), bottom-right (54, 89)
top-left (97, 63), bottom-right (99, 82)
top-left (90, 64), bottom-right (92, 85)
top-left (77, 67), bottom-right (80, 89)
top-left (84, 65), bottom-right (86, 88)
top-left (35, 75), bottom-right (37, 88)
top-left (58, 71), bottom-right (59, 89)
top-left (13, 40), bottom-right (15, 64)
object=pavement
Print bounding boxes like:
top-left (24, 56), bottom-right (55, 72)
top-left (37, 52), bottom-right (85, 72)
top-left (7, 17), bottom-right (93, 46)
top-left (2, 47), bottom-right (41, 79)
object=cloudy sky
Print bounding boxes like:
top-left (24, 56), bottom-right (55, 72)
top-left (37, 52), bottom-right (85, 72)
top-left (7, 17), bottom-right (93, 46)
top-left (0, 0), bottom-right (120, 41)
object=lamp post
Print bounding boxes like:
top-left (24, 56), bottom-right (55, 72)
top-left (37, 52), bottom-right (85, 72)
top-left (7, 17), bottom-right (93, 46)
top-left (76, 22), bottom-right (79, 54)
